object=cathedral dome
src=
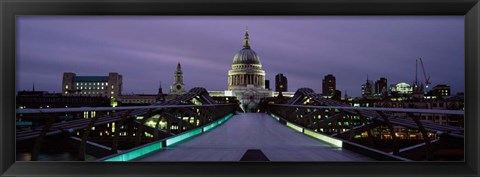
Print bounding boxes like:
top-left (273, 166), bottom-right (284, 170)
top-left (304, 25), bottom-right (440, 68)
top-left (228, 28), bottom-right (266, 91)
top-left (232, 28), bottom-right (261, 65)
top-left (233, 48), bottom-right (261, 65)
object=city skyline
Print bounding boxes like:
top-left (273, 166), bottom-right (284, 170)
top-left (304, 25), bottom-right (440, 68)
top-left (17, 16), bottom-right (464, 97)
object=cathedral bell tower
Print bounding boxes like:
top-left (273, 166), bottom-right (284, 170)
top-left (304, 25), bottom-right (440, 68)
top-left (170, 62), bottom-right (186, 95)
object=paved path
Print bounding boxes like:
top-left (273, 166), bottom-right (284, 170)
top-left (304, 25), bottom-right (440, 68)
top-left (135, 113), bottom-right (372, 161)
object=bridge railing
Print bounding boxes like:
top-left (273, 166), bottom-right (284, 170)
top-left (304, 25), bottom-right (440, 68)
top-left (99, 113), bottom-right (235, 161)
top-left (264, 104), bottom-right (464, 161)
top-left (15, 103), bottom-right (238, 161)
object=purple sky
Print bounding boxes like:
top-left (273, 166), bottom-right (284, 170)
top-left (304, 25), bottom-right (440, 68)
top-left (17, 16), bottom-right (464, 97)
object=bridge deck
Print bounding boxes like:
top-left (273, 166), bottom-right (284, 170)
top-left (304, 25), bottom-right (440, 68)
top-left (135, 113), bottom-right (371, 161)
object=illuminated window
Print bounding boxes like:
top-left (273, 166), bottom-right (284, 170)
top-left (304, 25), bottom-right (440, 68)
top-left (106, 83), bottom-right (108, 86)
top-left (111, 91), bottom-right (114, 94)
top-left (76, 83), bottom-right (79, 86)
top-left (64, 91), bottom-right (68, 94)
top-left (101, 83), bottom-right (104, 86)
top-left (65, 85), bottom-right (68, 89)
top-left (112, 85), bottom-right (114, 89)
top-left (101, 87), bottom-right (104, 89)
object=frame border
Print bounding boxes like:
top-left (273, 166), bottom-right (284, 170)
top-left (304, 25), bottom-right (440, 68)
top-left (1, 0), bottom-right (479, 176)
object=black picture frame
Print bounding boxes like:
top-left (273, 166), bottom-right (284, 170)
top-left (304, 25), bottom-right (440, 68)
top-left (1, 0), bottom-right (479, 176)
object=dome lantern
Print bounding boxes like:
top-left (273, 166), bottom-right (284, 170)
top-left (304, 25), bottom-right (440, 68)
top-left (233, 27), bottom-right (261, 65)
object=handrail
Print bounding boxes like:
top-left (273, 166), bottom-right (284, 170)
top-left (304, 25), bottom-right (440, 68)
top-left (272, 104), bottom-right (464, 115)
top-left (16, 103), bottom-right (237, 114)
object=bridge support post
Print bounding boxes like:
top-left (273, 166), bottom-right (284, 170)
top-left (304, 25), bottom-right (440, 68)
top-left (111, 110), bottom-right (132, 153)
top-left (153, 111), bottom-right (165, 140)
top-left (337, 110), bottom-right (347, 136)
top-left (31, 114), bottom-right (57, 161)
top-left (357, 111), bottom-right (376, 146)
top-left (407, 112), bottom-right (432, 160)
top-left (135, 110), bottom-right (154, 146)
top-left (347, 114), bottom-right (355, 140)
top-left (78, 112), bottom-right (105, 161)
top-left (377, 111), bottom-right (400, 155)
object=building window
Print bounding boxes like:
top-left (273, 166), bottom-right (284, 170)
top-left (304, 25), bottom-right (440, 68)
top-left (76, 83), bottom-right (79, 86)
top-left (65, 85), bottom-right (68, 89)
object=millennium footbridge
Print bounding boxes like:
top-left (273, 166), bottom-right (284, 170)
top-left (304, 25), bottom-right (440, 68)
top-left (16, 87), bottom-right (464, 161)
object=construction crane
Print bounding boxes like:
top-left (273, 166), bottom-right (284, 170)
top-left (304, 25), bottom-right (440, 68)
top-left (419, 58), bottom-right (431, 92)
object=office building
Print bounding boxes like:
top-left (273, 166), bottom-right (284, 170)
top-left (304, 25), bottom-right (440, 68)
top-left (322, 74), bottom-right (336, 97)
top-left (374, 77), bottom-right (388, 96)
top-left (62, 72), bottom-right (122, 99)
top-left (275, 73), bottom-right (288, 92)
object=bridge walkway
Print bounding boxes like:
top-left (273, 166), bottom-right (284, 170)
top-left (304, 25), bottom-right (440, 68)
top-left (135, 113), bottom-right (372, 161)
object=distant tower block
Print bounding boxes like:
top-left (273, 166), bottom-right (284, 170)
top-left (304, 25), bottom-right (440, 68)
top-left (170, 62), bottom-right (187, 95)
top-left (275, 73), bottom-right (288, 92)
top-left (322, 74), bottom-right (336, 98)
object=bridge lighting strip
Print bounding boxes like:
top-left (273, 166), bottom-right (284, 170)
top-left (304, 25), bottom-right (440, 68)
top-left (286, 122), bottom-right (303, 133)
top-left (303, 129), bottom-right (343, 148)
top-left (269, 113), bottom-right (343, 148)
top-left (104, 142), bottom-right (162, 162)
top-left (166, 128), bottom-right (203, 146)
top-left (103, 113), bottom-right (234, 162)
top-left (203, 114), bottom-right (234, 132)
top-left (163, 113), bottom-right (234, 146)
top-left (270, 114), bottom-right (280, 121)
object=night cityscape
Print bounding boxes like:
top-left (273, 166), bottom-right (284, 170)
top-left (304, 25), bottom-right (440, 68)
top-left (16, 16), bottom-right (464, 161)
